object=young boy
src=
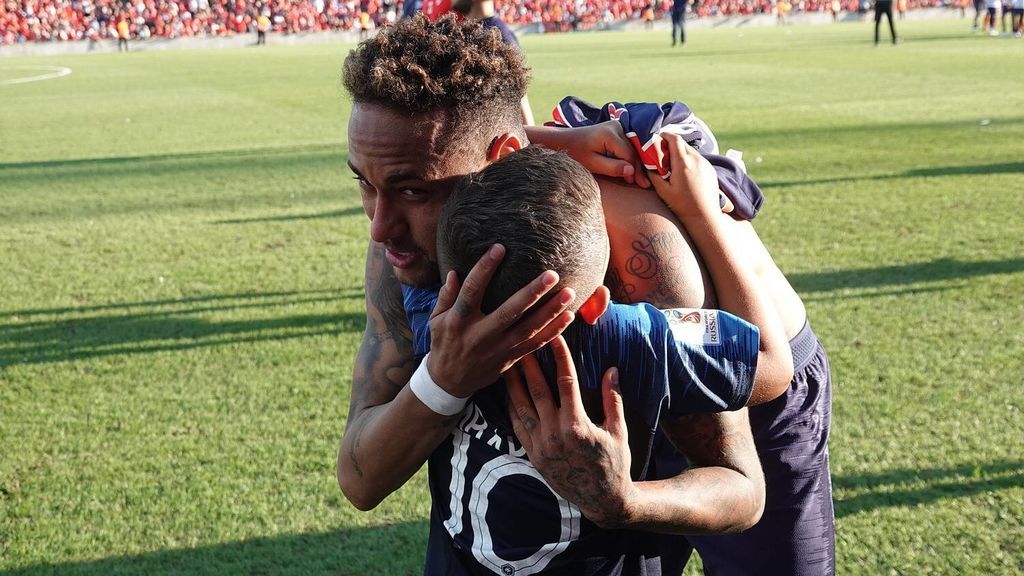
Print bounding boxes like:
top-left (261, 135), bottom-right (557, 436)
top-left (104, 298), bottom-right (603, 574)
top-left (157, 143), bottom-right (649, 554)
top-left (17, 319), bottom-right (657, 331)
top-left (433, 142), bottom-right (793, 473)
top-left (436, 145), bottom-right (794, 424)
top-left (395, 144), bottom-right (791, 573)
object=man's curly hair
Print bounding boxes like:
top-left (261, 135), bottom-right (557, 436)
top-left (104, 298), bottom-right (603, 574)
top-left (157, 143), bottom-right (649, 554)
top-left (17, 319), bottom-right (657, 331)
top-left (343, 14), bottom-right (529, 154)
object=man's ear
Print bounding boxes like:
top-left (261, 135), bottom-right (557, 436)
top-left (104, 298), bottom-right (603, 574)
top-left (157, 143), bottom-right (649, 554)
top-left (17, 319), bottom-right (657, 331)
top-left (487, 133), bottom-right (523, 162)
top-left (578, 285), bottom-right (610, 325)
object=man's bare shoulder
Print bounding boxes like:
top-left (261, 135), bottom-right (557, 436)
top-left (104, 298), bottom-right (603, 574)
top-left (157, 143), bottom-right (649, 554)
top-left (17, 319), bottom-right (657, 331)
top-left (596, 176), bottom-right (714, 309)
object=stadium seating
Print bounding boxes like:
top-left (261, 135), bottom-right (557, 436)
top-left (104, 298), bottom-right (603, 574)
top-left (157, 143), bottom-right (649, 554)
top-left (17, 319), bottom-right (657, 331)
top-left (1, 0), bottom-right (946, 44)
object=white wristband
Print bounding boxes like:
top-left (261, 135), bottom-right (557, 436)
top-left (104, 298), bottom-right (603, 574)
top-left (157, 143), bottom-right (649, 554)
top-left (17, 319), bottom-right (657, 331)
top-left (409, 353), bottom-right (469, 416)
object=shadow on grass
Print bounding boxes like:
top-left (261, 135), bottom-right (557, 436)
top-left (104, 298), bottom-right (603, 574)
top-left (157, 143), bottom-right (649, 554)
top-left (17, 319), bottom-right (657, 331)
top-left (788, 256), bottom-right (1024, 293)
top-left (4, 463), bottom-right (1020, 575)
top-left (213, 207), bottom-right (365, 224)
top-left (833, 460), bottom-right (1024, 518)
top-left (0, 289), bottom-right (365, 367)
top-left (642, 33), bottom-right (871, 58)
top-left (0, 144), bottom-right (354, 224)
top-left (724, 116), bottom-right (1024, 144)
top-left (760, 160), bottom-right (1024, 189)
top-left (900, 33), bottom-right (988, 43)
top-left (800, 283), bottom-right (960, 303)
top-left (0, 521), bottom-right (429, 576)
top-left (0, 288), bottom-right (362, 318)
top-left (0, 143), bottom-right (344, 173)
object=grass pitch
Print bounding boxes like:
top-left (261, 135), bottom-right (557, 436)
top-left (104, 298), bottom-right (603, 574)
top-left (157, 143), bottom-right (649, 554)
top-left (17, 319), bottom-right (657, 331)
top-left (2, 17), bottom-right (1023, 575)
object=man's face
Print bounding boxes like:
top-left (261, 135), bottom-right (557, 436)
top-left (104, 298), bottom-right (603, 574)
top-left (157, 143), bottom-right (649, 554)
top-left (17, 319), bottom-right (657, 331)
top-left (348, 103), bottom-right (487, 287)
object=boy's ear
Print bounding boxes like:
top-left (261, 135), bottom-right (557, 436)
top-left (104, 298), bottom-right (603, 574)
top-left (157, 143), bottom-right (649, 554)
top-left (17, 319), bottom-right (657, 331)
top-left (578, 285), bottom-right (610, 325)
top-left (487, 134), bottom-right (523, 162)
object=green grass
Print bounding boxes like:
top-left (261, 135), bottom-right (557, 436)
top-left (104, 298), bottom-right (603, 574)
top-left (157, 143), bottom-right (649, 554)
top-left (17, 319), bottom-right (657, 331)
top-left (2, 17), bottom-right (1023, 575)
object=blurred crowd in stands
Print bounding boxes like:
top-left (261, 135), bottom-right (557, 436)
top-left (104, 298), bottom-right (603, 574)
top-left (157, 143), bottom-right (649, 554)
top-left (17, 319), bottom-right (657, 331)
top-left (1, 0), bottom-right (952, 44)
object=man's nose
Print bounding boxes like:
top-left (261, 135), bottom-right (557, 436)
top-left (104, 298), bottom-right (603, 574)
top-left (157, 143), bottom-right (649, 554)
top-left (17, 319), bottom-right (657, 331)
top-left (368, 196), bottom-right (404, 244)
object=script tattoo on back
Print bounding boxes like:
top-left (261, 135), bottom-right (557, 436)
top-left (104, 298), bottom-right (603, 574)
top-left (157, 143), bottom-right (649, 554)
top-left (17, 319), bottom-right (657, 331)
top-left (609, 231), bottom-right (700, 309)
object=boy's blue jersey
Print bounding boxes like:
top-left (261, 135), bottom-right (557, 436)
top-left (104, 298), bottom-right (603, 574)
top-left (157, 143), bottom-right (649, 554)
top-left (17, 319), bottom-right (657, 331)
top-left (401, 285), bottom-right (758, 576)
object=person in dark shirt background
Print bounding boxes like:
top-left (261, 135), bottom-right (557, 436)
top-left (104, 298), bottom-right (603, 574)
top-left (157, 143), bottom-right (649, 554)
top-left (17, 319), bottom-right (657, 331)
top-left (873, 0), bottom-right (901, 45)
top-left (671, 0), bottom-right (690, 47)
top-left (452, 0), bottom-right (535, 124)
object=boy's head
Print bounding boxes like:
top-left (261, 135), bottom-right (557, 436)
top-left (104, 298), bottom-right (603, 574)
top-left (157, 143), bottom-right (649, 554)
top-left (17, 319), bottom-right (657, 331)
top-left (437, 146), bottom-right (611, 322)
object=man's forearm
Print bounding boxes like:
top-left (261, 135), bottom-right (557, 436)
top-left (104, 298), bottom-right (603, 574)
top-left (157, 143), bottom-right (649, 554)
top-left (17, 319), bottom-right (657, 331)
top-left (620, 468), bottom-right (764, 534)
top-left (339, 385), bottom-right (460, 510)
top-left (622, 410), bottom-right (766, 534)
top-left (338, 242), bottom-right (458, 510)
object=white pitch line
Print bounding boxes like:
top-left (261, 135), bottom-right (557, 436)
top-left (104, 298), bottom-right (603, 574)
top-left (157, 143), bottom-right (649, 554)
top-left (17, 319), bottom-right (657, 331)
top-left (0, 65), bottom-right (72, 86)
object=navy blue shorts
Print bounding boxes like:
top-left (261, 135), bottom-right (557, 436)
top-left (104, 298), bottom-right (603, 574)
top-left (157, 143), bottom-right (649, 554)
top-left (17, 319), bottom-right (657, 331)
top-left (688, 320), bottom-right (835, 576)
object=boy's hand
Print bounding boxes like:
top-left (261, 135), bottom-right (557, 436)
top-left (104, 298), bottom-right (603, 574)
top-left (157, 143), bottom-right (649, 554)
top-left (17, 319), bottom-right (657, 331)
top-left (649, 133), bottom-right (722, 219)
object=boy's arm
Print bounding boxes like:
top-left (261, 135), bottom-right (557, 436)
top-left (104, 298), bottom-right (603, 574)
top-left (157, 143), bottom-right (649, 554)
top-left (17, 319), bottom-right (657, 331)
top-left (507, 337), bottom-right (764, 534)
top-left (337, 243), bottom-right (575, 510)
top-left (525, 121), bottom-right (652, 189)
top-left (649, 135), bottom-right (793, 404)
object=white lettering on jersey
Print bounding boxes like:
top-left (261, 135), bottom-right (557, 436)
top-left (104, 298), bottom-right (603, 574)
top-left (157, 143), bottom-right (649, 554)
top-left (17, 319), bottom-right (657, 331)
top-left (444, 412), bottom-right (474, 538)
top-left (464, 404), bottom-right (490, 439)
top-left (486, 431), bottom-right (503, 451)
top-left (507, 436), bottom-right (526, 458)
top-left (444, 403), bottom-right (582, 575)
top-left (470, 457), bottom-right (581, 576)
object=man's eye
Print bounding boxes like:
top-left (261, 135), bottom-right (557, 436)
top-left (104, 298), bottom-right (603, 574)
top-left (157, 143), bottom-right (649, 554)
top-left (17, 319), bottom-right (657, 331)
top-left (401, 188), bottom-right (428, 198)
top-left (352, 176), bottom-right (369, 187)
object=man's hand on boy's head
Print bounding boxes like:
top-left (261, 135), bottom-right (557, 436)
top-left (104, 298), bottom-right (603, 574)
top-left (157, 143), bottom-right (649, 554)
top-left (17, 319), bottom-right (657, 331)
top-left (506, 336), bottom-right (638, 529)
top-left (426, 244), bottom-right (577, 399)
top-left (648, 133), bottom-right (723, 220)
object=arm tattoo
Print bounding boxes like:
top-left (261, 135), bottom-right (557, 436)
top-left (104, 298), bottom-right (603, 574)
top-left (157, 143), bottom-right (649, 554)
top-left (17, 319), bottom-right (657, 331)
top-left (659, 412), bottom-right (762, 529)
top-left (667, 412), bottom-right (759, 475)
top-left (346, 244), bottom-right (416, 477)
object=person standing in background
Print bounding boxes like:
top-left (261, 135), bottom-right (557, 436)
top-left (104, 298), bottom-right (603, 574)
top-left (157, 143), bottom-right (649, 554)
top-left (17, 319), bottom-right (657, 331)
top-left (358, 8), bottom-right (371, 40)
top-left (777, 0), bottom-right (792, 25)
top-left (1011, 0), bottom-right (1023, 37)
top-left (1000, 0), bottom-right (1012, 32)
top-left (643, 3), bottom-right (655, 29)
top-left (671, 0), bottom-right (689, 46)
top-left (116, 15), bottom-right (129, 51)
top-left (450, 0), bottom-right (536, 125)
top-left (256, 10), bottom-right (270, 44)
top-left (873, 0), bottom-right (900, 44)
top-left (983, 0), bottom-right (999, 34)
top-left (973, 0), bottom-right (986, 30)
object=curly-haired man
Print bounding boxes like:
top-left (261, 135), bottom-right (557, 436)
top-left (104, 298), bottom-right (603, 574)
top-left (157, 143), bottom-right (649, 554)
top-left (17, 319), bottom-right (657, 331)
top-left (337, 15), bottom-right (834, 576)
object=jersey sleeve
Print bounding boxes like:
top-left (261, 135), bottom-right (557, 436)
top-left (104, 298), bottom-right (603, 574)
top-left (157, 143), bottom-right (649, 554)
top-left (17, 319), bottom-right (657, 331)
top-left (656, 307), bottom-right (759, 415)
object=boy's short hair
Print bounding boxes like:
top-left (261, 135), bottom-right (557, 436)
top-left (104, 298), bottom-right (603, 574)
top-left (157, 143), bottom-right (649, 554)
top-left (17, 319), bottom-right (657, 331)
top-left (437, 146), bottom-right (609, 313)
